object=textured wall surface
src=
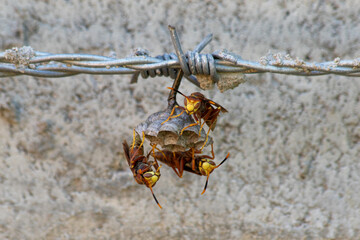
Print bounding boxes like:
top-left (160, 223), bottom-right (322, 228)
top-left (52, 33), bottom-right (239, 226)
top-left (1, 1), bottom-right (360, 239)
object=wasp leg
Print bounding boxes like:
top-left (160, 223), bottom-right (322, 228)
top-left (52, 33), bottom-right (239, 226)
top-left (130, 128), bottom-right (136, 151)
top-left (171, 152), bottom-right (182, 178)
top-left (175, 153), bottom-right (185, 178)
top-left (198, 120), bottom-right (206, 136)
top-left (210, 143), bottom-right (215, 159)
top-left (180, 121), bottom-right (200, 135)
top-left (161, 106), bottom-right (184, 125)
top-left (199, 143), bottom-right (215, 159)
top-left (171, 166), bottom-right (182, 178)
top-left (178, 157), bottom-right (185, 178)
top-left (200, 127), bottom-right (212, 151)
top-left (191, 148), bottom-right (195, 171)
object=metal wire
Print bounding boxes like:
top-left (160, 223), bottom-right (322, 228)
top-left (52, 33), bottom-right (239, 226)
top-left (2, 27), bottom-right (360, 88)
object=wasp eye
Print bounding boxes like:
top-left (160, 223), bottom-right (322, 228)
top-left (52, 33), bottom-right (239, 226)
top-left (194, 102), bottom-right (201, 111)
top-left (143, 172), bottom-right (153, 178)
top-left (143, 171), bottom-right (160, 187)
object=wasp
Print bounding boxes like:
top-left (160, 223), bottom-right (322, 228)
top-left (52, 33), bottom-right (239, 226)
top-left (162, 87), bottom-right (228, 150)
top-left (152, 144), bottom-right (229, 195)
top-left (123, 130), bottom-right (162, 208)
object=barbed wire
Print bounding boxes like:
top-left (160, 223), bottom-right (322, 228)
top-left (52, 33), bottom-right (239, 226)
top-left (1, 25), bottom-right (360, 91)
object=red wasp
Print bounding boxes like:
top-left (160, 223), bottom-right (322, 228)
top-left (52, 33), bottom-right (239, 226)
top-left (123, 130), bottom-right (162, 208)
top-left (162, 87), bottom-right (228, 150)
top-left (152, 144), bottom-right (229, 195)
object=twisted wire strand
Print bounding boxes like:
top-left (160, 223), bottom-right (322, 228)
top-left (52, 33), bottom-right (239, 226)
top-left (2, 42), bottom-right (360, 86)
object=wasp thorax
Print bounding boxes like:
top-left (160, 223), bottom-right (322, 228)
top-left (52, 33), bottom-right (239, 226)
top-left (135, 107), bottom-right (212, 152)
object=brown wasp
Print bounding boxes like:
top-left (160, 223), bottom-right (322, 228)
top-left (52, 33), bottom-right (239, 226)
top-left (162, 87), bottom-right (228, 150)
top-left (152, 144), bottom-right (230, 195)
top-left (123, 130), bottom-right (162, 208)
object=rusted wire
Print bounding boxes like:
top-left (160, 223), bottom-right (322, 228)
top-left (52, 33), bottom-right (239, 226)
top-left (1, 26), bottom-right (360, 89)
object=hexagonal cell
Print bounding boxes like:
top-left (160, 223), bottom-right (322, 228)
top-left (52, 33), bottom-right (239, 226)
top-left (135, 106), bottom-right (212, 151)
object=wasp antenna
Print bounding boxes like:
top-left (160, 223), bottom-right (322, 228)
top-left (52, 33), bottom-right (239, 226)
top-left (149, 186), bottom-right (162, 209)
top-left (201, 174), bottom-right (210, 195)
top-left (216, 153), bottom-right (230, 169)
top-left (167, 87), bottom-right (189, 99)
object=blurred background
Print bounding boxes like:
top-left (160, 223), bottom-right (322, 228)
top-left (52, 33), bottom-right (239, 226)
top-left (0, 1), bottom-right (359, 239)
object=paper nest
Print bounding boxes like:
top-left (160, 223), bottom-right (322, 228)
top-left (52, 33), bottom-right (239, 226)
top-left (135, 107), bottom-right (213, 152)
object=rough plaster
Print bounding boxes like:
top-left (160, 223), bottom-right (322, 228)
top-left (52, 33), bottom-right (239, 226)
top-left (0, 0), bottom-right (359, 239)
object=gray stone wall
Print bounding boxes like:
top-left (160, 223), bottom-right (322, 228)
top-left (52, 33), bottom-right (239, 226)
top-left (1, 1), bottom-right (359, 239)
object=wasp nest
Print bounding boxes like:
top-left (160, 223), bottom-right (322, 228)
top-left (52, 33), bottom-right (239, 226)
top-left (135, 107), bottom-right (213, 152)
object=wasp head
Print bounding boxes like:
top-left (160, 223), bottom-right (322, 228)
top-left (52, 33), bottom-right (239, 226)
top-left (199, 153), bottom-right (230, 195)
top-left (142, 165), bottom-right (161, 188)
top-left (184, 96), bottom-right (201, 115)
top-left (198, 159), bottom-right (217, 176)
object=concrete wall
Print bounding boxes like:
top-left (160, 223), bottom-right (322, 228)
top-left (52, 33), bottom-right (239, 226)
top-left (1, 1), bottom-right (359, 239)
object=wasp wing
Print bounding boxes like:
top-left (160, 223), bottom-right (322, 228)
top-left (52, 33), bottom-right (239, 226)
top-left (122, 140), bottom-right (132, 166)
top-left (207, 100), bottom-right (228, 113)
